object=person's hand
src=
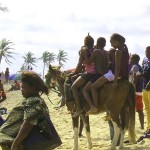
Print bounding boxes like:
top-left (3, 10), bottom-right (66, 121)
top-left (146, 81), bottom-right (150, 91)
top-left (67, 72), bottom-right (75, 78)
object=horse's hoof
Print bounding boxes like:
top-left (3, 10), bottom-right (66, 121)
top-left (110, 147), bottom-right (116, 150)
top-left (119, 146), bottom-right (124, 150)
top-left (88, 144), bottom-right (93, 149)
top-left (88, 142), bottom-right (93, 149)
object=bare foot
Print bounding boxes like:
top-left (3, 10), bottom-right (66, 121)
top-left (86, 106), bottom-right (98, 115)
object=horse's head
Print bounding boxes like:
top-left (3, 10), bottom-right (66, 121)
top-left (49, 65), bottom-right (61, 78)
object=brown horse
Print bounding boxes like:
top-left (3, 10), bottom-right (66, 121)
top-left (47, 65), bottom-right (136, 150)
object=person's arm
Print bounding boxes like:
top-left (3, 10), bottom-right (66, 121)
top-left (132, 65), bottom-right (139, 85)
top-left (73, 49), bottom-right (85, 74)
top-left (105, 52), bottom-right (109, 69)
top-left (11, 120), bottom-right (33, 150)
top-left (114, 50), bottom-right (123, 84)
top-left (86, 50), bottom-right (96, 64)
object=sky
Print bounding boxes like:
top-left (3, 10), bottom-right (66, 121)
top-left (0, 0), bottom-right (150, 75)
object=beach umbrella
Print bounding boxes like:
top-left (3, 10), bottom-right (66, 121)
top-left (13, 74), bottom-right (21, 80)
top-left (8, 74), bottom-right (18, 80)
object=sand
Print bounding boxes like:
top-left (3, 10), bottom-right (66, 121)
top-left (0, 85), bottom-right (150, 150)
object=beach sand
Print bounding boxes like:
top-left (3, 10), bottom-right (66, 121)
top-left (0, 85), bottom-right (150, 150)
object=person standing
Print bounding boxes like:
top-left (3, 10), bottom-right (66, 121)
top-left (5, 68), bottom-right (10, 84)
top-left (142, 46), bottom-right (150, 134)
top-left (129, 54), bottom-right (144, 129)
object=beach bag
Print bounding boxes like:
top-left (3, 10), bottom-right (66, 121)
top-left (0, 115), bottom-right (5, 127)
top-left (24, 110), bottom-right (62, 150)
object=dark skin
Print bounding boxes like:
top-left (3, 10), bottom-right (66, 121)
top-left (86, 39), bottom-right (123, 114)
top-left (129, 56), bottom-right (144, 129)
top-left (71, 46), bottom-right (92, 117)
top-left (138, 48), bottom-right (150, 80)
top-left (129, 56), bottom-right (139, 85)
top-left (83, 46), bottom-right (109, 114)
top-left (10, 82), bottom-right (39, 150)
top-left (145, 47), bottom-right (150, 60)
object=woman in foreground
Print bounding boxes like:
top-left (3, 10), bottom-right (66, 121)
top-left (0, 72), bottom-right (61, 150)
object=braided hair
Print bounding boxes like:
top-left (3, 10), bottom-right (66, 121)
top-left (21, 72), bottom-right (49, 95)
top-left (110, 33), bottom-right (128, 51)
top-left (84, 33), bottom-right (94, 49)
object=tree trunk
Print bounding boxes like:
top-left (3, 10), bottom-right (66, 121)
top-left (43, 63), bottom-right (45, 80)
top-left (0, 54), bottom-right (2, 64)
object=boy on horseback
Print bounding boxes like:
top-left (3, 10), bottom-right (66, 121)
top-left (129, 54), bottom-right (144, 129)
top-left (87, 33), bottom-right (129, 114)
top-left (82, 37), bottom-right (109, 114)
top-left (71, 33), bottom-right (96, 117)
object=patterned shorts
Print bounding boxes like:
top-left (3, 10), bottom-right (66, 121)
top-left (104, 70), bottom-right (115, 81)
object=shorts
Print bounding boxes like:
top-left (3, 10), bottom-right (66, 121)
top-left (81, 73), bottom-right (96, 82)
top-left (104, 70), bottom-right (115, 81)
top-left (89, 73), bottom-right (102, 83)
top-left (136, 94), bottom-right (143, 111)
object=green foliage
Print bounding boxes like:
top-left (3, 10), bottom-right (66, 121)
top-left (57, 49), bottom-right (68, 67)
top-left (39, 51), bottom-right (56, 79)
top-left (22, 51), bottom-right (37, 68)
top-left (0, 3), bottom-right (8, 12)
top-left (0, 38), bottom-right (16, 65)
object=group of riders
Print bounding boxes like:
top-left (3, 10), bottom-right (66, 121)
top-left (64, 33), bottom-right (150, 134)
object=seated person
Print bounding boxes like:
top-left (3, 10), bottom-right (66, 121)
top-left (88, 33), bottom-right (129, 114)
top-left (0, 80), bottom-right (6, 101)
top-left (0, 72), bottom-right (61, 150)
top-left (71, 34), bottom-right (96, 117)
top-left (0, 115), bottom-right (4, 127)
top-left (8, 80), bottom-right (21, 91)
top-left (82, 37), bottom-right (109, 114)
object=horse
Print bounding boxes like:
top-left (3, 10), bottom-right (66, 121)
top-left (47, 65), bottom-right (136, 150)
top-left (45, 66), bottom-right (66, 107)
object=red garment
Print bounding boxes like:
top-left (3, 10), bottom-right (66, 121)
top-left (15, 82), bottom-right (20, 89)
top-left (136, 95), bottom-right (143, 111)
top-left (0, 90), bottom-right (6, 97)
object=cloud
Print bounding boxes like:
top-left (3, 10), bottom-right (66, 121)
top-left (1, 0), bottom-right (150, 74)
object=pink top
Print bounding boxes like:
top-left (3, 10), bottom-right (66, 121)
top-left (84, 63), bottom-right (96, 74)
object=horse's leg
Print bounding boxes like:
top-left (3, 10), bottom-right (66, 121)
top-left (111, 119), bottom-right (121, 150)
top-left (79, 117), bottom-right (84, 137)
top-left (72, 116), bottom-right (79, 150)
top-left (119, 107), bottom-right (128, 149)
top-left (119, 129), bottom-right (125, 149)
top-left (81, 114), bottom-right (93, 149)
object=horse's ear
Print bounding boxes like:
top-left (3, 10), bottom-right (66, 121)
top-left (49, 65), bottom-right (52, 70)
top-left (57, 65), bottom-right (61, 70)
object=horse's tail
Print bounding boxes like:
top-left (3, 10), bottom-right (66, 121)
top-left (128, 82), bottom-right (136, 143)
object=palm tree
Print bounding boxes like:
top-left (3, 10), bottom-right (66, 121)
top-left (57, 49), bottom-right (68, 67)
top-left (23, 51), bottom-right (37, 69)
top-left (39, 51), bottom-right (55, 79)
top-left (46, 52), bottom-right (56, 67)
top-left (0, 38), bottom-right (16, 65)
top-left (20, 64), bottom-right (26, 71)
top-left (0, 3), bottom-right (8, 12)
